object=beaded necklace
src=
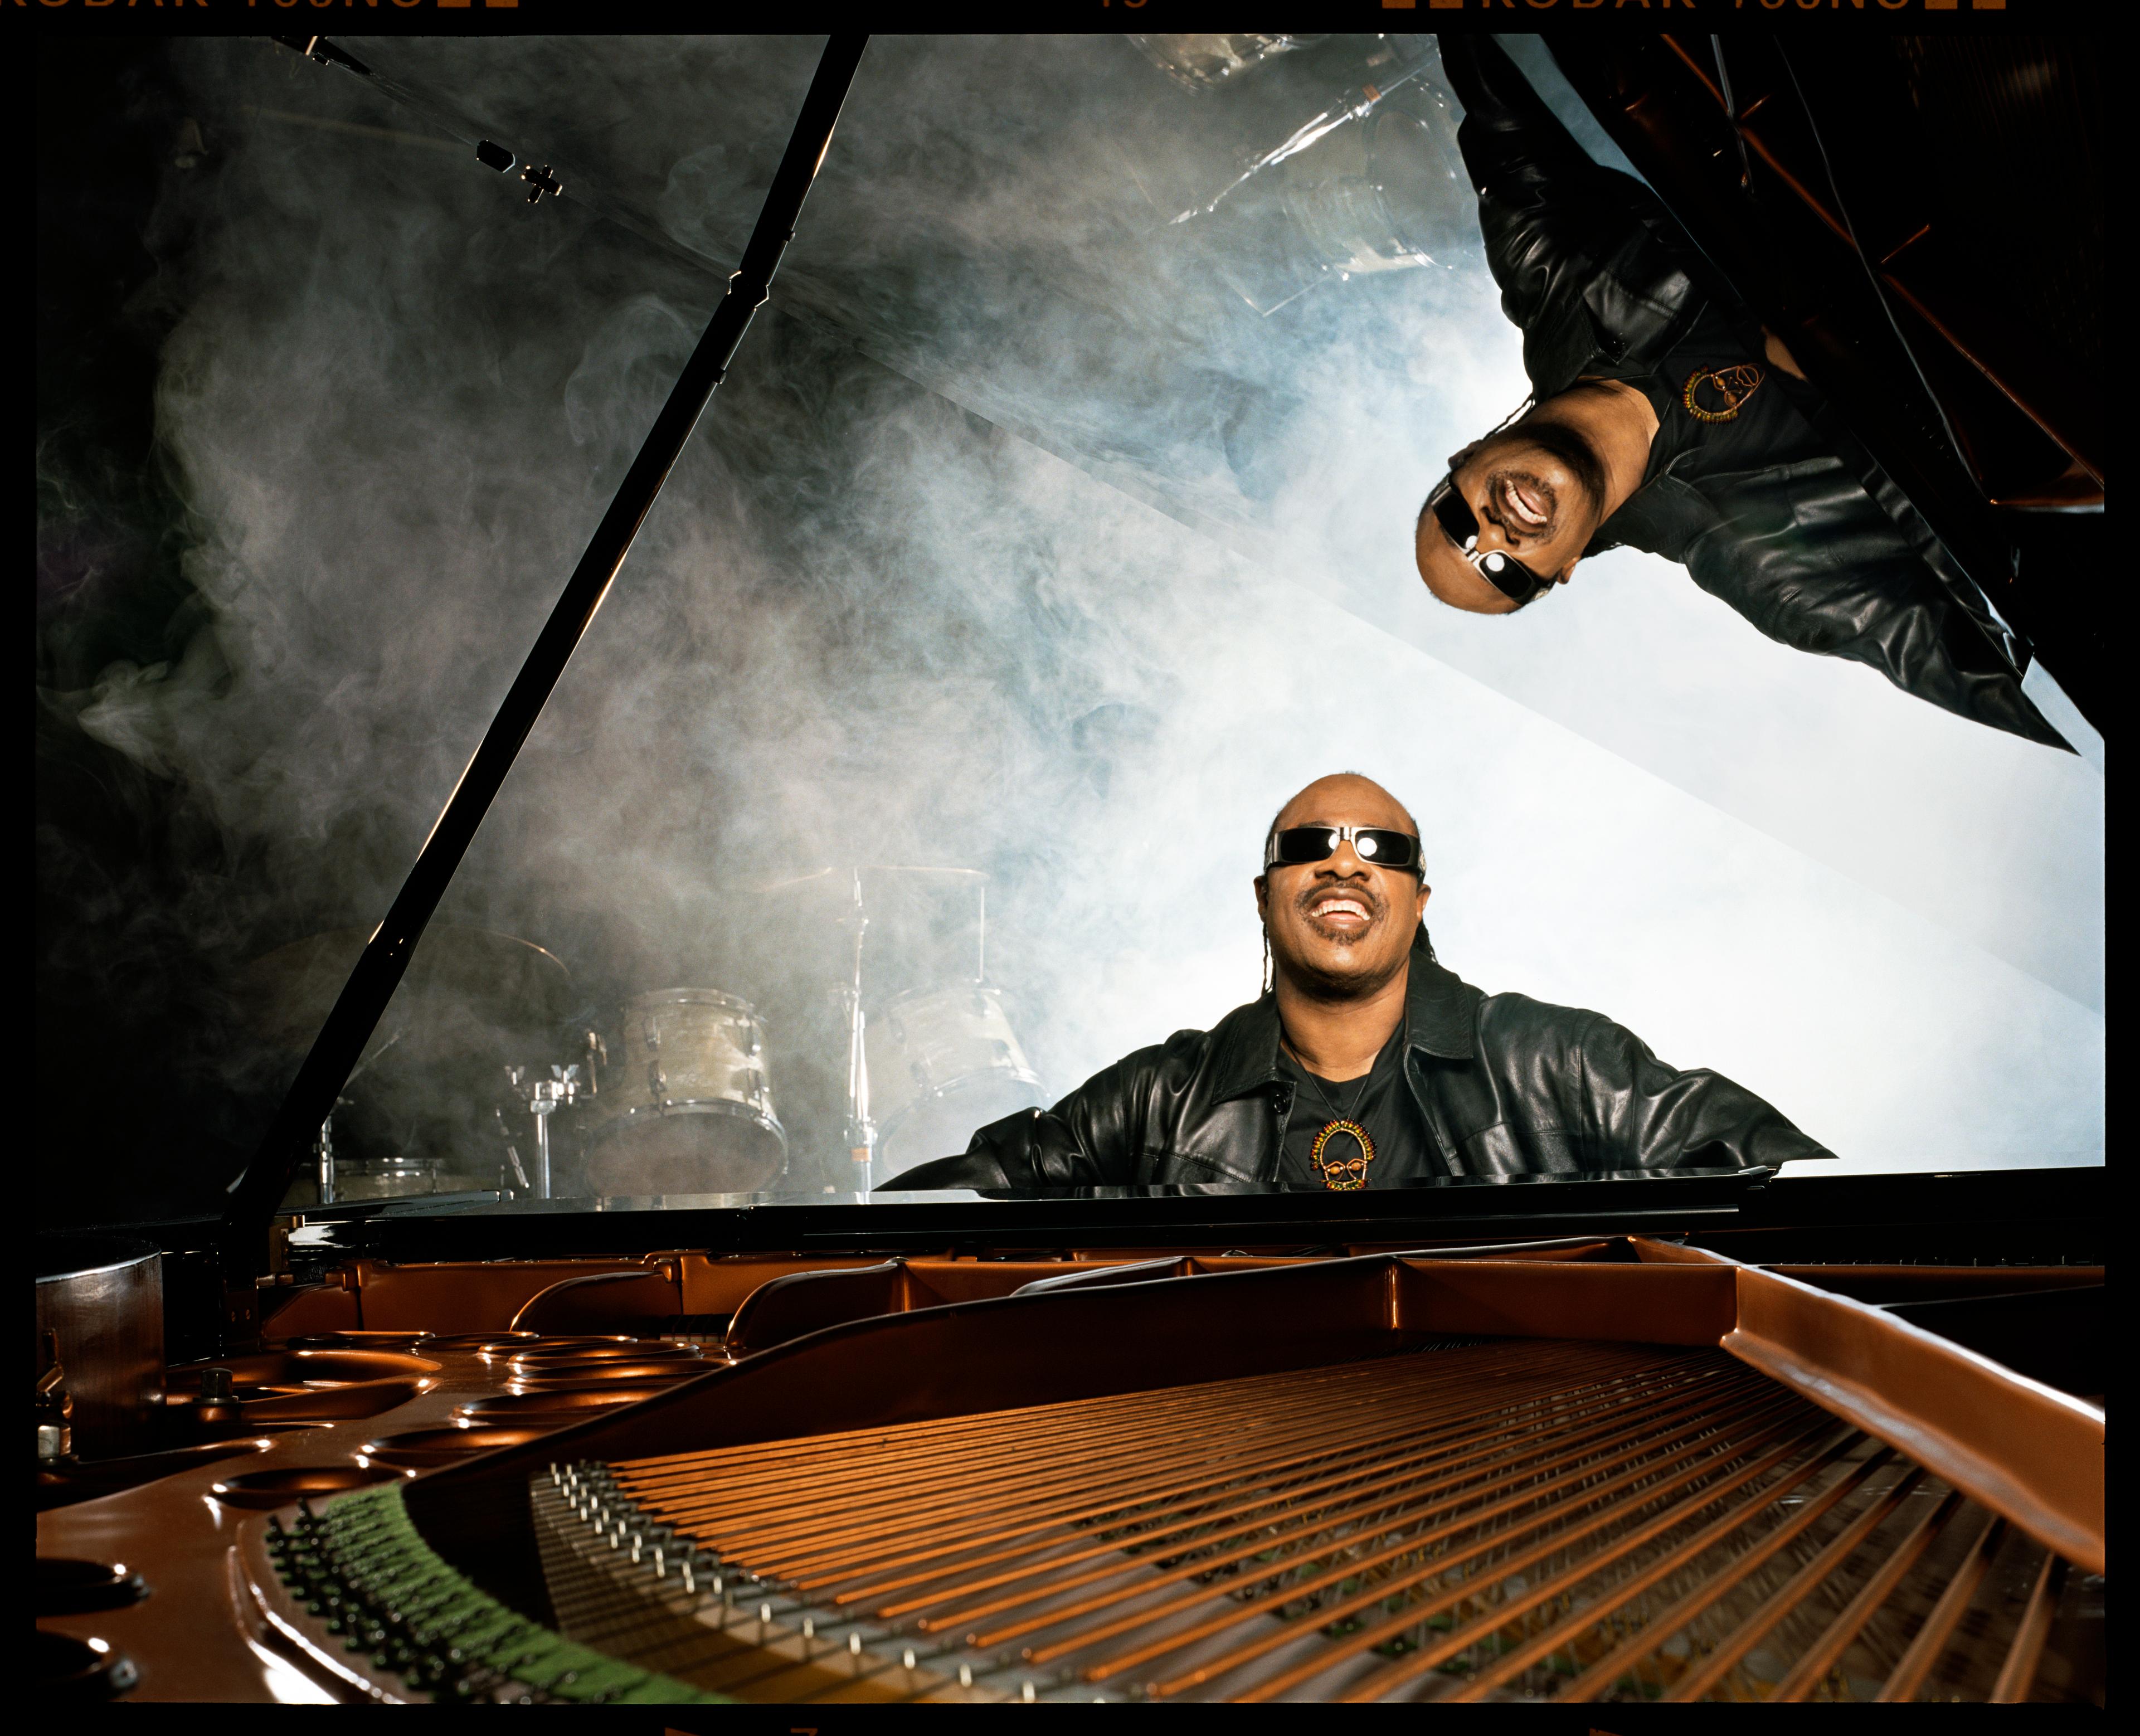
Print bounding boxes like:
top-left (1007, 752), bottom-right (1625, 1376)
top-left (1285, 1041), bottom-right (1379, 1192)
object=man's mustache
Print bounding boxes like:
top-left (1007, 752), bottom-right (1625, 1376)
top-left (1486, 468), bottom-right (1559, 537)
top-left (1295, 876), bottom-right (1387, 921)
top-left (1496, 413), bottom-right (1611, 516)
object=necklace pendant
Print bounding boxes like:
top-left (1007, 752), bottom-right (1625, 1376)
top-left (1681, 362), bottom-right (1764, 424)
top-left (1310, 1118), bottom-right (1375, 1192)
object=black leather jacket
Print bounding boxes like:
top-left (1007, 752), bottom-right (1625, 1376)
top-left (1441, 38), bottom-right (2065, 750)
top-left (882, 937), bottom-right (1831, 1190)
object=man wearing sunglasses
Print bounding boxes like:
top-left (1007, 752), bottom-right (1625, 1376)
top-left (881, 772), bottom-right (1828, 1193)
top-left (1416, 38), bottom-right (2067, 750)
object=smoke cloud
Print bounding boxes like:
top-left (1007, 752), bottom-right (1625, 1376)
top-left (52, 34), bottom-right (2099, 1209)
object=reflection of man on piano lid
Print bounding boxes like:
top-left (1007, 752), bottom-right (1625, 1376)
top-left (1412, 37), bottom-right (2069, 752)
top-left (883, 773), bottom-right (1831, 1192)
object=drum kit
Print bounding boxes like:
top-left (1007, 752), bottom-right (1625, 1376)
top-left (244, 867), bottom-right (1044, 1208)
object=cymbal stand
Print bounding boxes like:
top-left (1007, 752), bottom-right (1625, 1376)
top-left (838, 867), bottom-right (878, 1193)
top-left (505, 1064), bottom-right (583, 1200)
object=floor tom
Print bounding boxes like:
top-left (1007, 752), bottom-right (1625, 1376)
top-left (868, 983), bottom-right (1044, 1175)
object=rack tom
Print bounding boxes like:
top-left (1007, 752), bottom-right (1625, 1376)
top-left (583, 989), bottom-right (786, 1195)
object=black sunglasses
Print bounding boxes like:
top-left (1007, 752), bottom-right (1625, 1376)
top-left (1425, 476), bottom-right (1553, 607)
top-left (1265, 825), bottom-right (1424, 876)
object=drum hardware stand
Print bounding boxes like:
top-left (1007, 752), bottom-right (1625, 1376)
top-left (785, 862), bottom-right (995, 1193)
top-left (314, 1115), bottom-right (335, 1206)
top-left (314, 1023), bottom-right (404, 1205)
top-left (506, 1064), bottom-right (585, 1200)
top-left (838, 868), bottom-right (879, 1194)
top-left (36, 1329), bottom-right (74, 1464)
top-left (313, 1096), bottom-right (353, 1206)
top-left (493, 1101), bottom-right (532, 1197)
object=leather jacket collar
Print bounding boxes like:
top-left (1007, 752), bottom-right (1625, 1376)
top-left (881, 929), bottom-right (1828, 1193)
top-left (1205, 934), bottom-right (1480, 1105)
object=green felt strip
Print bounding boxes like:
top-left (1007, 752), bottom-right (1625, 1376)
top-left (285, 1482), bottom-right (725, 1705)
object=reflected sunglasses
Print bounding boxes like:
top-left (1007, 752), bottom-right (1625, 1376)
top-left (1265, 825), bottom-right (1425, 876)
top-left (1424, 476), bottom-right (1554, 607)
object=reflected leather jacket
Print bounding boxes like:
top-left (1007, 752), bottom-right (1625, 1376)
top-left (883, 936), bottom-right (1831, 1190)
top-left (1440, 38), bottom-right (2065, 750)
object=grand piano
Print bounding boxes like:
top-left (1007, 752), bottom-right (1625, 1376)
top-left (37, 1168), bottom-right (2106, 1704)
top-left (35, 27), bottom-right (2103, 1709)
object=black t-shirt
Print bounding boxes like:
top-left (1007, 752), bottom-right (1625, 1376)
top-left (1275, 1024), bottom-right (1438, 1190)
top-left (1618, 299), bottom-right (1828, 489)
